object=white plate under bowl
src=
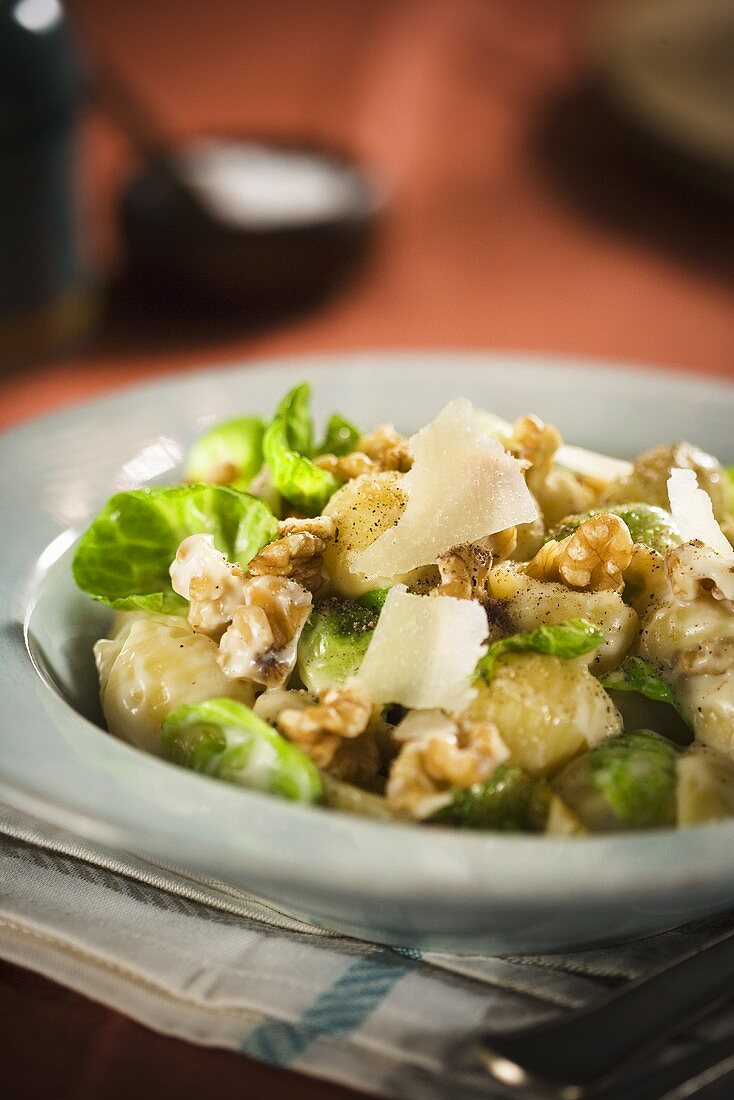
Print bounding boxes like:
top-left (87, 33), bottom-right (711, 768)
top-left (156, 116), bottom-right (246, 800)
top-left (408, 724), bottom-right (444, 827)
top-left (2, 352), bottom-right (734, 955)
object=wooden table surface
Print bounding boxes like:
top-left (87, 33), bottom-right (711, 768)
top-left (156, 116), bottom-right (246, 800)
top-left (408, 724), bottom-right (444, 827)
top-left (1, 1), bottom-right (733, 1096)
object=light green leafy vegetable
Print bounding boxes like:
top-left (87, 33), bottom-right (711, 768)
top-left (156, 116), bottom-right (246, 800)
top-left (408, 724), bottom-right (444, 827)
top-left (184, 416), bottom-right (265, 490)
top-left (298, 596), bottom-right (380, 693)
top-left (73, 484), bottom-right (278, 612)
top-left (317, 413), bottom-right (360, 457)
top-left (601, 657), bottom-right (691, 730)
top-left (475, 620), bottom-right (605, 684)
top-left (431, 766), bottom-right (551, 832)
top-left (549, 503), bottom-right (681, 554)
top-left (263, 383), bottom-right (356, 514)
top-left (162, 697), bottom-right (323, 803)
top-left (555, 730), bottom-right (679, 831)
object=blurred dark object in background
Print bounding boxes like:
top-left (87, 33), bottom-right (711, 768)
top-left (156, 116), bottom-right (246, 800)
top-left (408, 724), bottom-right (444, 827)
top-left (533, 0), bottom-right (734, 294)
top-left (118, 135), bottom-right (381, 307)
top-left (0, 0), bottom-right (97, 366)
top-left (535, 81), bottom-right (734, 289)
top-left (589, 0), bottom-right (734, 200)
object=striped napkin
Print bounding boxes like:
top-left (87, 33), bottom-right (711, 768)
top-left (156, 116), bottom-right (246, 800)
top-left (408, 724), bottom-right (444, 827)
top-left (2, 805), bottom-right (734, 1099)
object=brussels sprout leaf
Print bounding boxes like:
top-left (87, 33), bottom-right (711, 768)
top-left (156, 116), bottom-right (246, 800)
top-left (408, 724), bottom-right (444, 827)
top-left (316, 413), bottom-right (360, 457)
top-left (73, 484), bottom-right (278, 612)
top-left (263, 383), bottom-right (339, 514)
top-left (475, 619), bottom-right (604, 684)
top-left (600, 657), bottom-right (691, 730)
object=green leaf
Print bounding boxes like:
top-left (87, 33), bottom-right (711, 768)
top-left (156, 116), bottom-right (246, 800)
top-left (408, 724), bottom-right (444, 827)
top-left (162, 697), bottom-right (323, 803)
top-left (73, 484), bottom-right (278, 611)
top-left (476, 619), bottom-right (605, 684)
top-left (317, 413), bottom-right (360, 457)
top-left (184, 416), bottom-right (265, 490)
top-left (587, 730), bottom-right (679, 829)
top-left (298, 596), bottom-right (379, 693)
top-left (600, 657), bottom-right (692, 730)
top-left (549, 503), bottom-right (681, 555)
top-left (431, 766), bottom-right (551, 831)
top-left (263, 383), bottom-right (339, 515)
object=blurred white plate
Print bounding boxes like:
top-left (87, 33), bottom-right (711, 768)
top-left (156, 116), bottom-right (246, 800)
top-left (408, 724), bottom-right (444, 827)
top-left (2, 351), bottom-right (734, 954)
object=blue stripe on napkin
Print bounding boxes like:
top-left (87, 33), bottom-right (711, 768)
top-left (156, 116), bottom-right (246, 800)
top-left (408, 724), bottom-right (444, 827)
top-left (242, 948), bottom-right (418, 1065)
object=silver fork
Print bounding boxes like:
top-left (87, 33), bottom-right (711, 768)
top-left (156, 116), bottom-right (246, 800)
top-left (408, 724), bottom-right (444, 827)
top-left (470, 924), bottom-right (734, 1098)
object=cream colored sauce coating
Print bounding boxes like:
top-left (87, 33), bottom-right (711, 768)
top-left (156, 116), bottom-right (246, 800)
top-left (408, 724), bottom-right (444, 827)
top-left (639, 595), bottom-right (734, 753)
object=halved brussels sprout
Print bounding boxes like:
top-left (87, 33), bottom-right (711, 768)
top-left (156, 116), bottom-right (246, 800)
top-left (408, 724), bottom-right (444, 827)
top-left (162, 697), bottom-right (323, 803)
top-left (297, 596), bottom-right (380, 693)
top-left (431, 765), bottom-right (551, 832)
top-left (184, 416), bottom-right (264, 490)
top-left (554, 730), bottom-right (679, 832)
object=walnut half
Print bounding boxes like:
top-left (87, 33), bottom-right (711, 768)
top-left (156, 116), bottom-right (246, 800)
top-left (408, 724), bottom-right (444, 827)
top-left (524, 513), bottom-right (633, 593)
top-left (508, 414), bottom-right (562, 495)
top-left (314, 425), bottom-right (413, 485)
top-left (386, 711), bottom-right (509, 819)
top-left (277, 680), bottom-right (379, 784)
top-left (217, 575), bottom-right (312, 687)
top-left (434, 543), bottom-right (492, 600)
top-left (170, 534), bottom-right (247, 639)
top-left (247, 516), bottom-right (336, 592)
top-left (358, 424), bottom-right (413, 472)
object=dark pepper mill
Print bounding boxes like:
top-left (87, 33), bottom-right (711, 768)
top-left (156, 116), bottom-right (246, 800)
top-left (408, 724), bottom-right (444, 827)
top-left (0, 0), bottom-right (96, 366)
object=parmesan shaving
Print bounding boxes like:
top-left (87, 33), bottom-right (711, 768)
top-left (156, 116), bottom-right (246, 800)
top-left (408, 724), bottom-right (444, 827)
top-left (352, 399), bottom-right (536, 579)
top-left (357, 585), bottom-right (488, 712)
top-left (555, 445), bottom-right (632, 483)
top-left (667, 468), bottom-right (732, 555)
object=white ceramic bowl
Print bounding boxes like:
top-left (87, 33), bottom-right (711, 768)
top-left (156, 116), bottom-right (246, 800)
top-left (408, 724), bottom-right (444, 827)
top-left (2, 352), bottom-right (734, 954)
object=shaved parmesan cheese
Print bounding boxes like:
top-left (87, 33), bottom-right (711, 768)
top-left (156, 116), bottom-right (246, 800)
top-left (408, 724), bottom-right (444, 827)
top-left (352, 399), bottom-right (536, 579)
top-left (555, 445), bottom-right (632, 483)
top-left (668, 468), bottom-right (732, 555)
top-left (357, 585), bottom-right (488, 711)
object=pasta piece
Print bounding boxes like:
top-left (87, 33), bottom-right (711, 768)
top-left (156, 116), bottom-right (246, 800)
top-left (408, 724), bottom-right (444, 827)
top-left (604, 442), bottom-right (729, 522)
top-left (487, 563), bottom-right (639, 673)
top-left (323, 471), bottom-right (408, 596)
top-left (466, 653), bottom-right (622, 775)
top-left (95, 614), bottom-right (254, 755)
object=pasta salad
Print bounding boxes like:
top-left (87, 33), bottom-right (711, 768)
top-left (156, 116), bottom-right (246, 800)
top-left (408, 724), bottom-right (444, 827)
top-left (72, 383), bottom-right (734, 834)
